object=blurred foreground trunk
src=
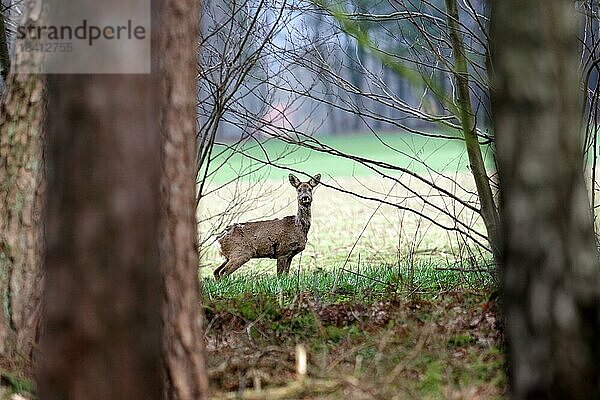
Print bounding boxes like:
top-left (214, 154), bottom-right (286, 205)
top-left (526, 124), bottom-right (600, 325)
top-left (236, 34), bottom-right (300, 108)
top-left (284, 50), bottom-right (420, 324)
top-left (158, 0), bottom-right (208, 399)
top-left (39, 0), bottom-right (208, 397)
top-left (38, 0), bottom-right (164, 396)
top-left (0, 0), bottom-right (45, 370)
top-left (40, 73), bottom-right (163, 399)
top-left (491, 0), bottom-right (600, 398)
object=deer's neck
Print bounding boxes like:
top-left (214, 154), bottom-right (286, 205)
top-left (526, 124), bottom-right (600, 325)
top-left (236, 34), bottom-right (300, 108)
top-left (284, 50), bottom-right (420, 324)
top-left (295, 202), bottom-right (312, 235)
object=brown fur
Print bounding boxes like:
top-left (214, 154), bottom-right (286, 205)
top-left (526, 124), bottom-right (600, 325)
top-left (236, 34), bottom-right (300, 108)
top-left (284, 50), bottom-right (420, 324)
top-left (214, 173), bottom-right (320, 279)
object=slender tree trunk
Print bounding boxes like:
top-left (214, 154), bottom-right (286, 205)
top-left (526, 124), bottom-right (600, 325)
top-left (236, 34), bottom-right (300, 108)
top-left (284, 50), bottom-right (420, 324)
top-left (491, 0), bottom-right (600, 398)
top-left (444, 0), bottom-right (501, 265)
top-left (0, 0), bottom-right (45, 370)
top-left (157, 0), bottom-right (208, 399)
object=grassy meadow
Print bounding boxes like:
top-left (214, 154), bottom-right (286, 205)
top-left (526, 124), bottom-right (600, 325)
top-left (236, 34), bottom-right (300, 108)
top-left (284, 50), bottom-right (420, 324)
top-left (204, 131), bottom-right (477, 183)
top-left (199, 131), bottom-right (493, 284)
top-left (200, 132), bottom-right (504, 399)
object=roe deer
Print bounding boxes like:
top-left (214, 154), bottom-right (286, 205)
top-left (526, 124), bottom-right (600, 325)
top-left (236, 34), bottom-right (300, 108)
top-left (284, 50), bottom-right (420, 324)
top-left (214, 173), bottom-right (321, 279)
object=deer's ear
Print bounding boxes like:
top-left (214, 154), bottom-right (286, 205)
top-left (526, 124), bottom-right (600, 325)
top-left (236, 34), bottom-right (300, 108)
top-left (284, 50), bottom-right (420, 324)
top-left (309, 174), bottom-right (321, 188)
top-left (289, 174), bottom-right (301, 188)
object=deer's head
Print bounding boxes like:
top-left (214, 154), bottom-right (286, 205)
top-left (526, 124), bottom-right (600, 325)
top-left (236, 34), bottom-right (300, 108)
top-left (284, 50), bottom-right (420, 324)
top-left (289, 173), bottom-right (321, 206)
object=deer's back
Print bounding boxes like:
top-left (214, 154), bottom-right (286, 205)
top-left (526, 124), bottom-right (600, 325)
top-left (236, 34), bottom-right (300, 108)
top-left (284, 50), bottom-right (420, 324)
top-left (218, 216), bottom-right (307, 259)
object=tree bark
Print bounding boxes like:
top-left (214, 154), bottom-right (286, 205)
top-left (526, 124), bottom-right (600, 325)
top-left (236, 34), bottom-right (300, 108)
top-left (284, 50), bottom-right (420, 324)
top-left (38, 0), bottom-right (164, 397)
top-left (0, 0), bottom-right (45, 370)
top-left (157, 0), bottom-right (209, 399)
top-left (40, 73), bottom-right (164, 398)
top-left (491, 0), bottom-right (600, 398)
top-left (0, 4), bottom-right (11, 80)
top-left (444, 0), bottom-right (501, 265)
top-left (40, 73), bottom-right (163, 400)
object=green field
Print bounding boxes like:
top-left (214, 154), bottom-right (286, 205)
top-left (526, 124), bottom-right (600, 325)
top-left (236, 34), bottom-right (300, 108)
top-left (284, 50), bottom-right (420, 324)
top-left (199, 131), bottom-right (491, 279)
top-left (204, 131), bottom-right (491, 184)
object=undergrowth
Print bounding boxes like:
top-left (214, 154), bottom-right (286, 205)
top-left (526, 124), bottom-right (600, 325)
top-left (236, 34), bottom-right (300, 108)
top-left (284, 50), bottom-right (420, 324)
top-left (203, 262), bottom-right (505, 399)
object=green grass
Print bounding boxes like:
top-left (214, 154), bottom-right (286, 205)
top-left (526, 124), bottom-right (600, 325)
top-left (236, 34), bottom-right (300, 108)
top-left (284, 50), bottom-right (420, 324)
top-left (1, 372), bottom-right (35, 397)
top-left (202, 260), bottom-right (494, 303)
top-left (207, 131), bottom-right (492, 184)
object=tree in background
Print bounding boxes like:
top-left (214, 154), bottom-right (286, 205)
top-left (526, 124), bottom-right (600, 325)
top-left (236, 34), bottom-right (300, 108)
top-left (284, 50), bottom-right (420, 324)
top-left (491, 0), bottom-right (600, 398)
top-left (444, 0), bottom-right (500, 264)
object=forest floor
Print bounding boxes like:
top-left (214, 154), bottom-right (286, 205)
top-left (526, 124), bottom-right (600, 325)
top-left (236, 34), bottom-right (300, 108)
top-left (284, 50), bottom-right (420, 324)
top-left (204, 270), bottom-right (506, 400)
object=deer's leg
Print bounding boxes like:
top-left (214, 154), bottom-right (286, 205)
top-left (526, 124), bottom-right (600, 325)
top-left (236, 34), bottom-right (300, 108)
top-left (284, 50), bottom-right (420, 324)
top-left (276, 257), bottom-right (288, 276)
top-left (214, 258), bottom-right (229, 279)
top-left (283, 254), bottom-right (295, 274)
top-left (217, 254), bottom-right (252, 280)
top-left (277, 255), bottom-right (294, 276)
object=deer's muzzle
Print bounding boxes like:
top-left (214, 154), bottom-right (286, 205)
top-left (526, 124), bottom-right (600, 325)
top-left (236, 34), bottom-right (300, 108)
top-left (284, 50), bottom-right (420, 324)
top-left (299, 195), bottom-right (311, 204)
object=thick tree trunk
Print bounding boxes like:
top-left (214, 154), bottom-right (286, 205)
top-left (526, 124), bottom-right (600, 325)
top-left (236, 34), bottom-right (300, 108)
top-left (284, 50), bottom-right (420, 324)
top-left (0, 1), bottom-right (45, 370)
top-left (491, 0), bottom-right (600, 398)
top-left (444, 0), bottom-right (501, 265)
top-left (38, 0), bottom-right (164, 397)
top-left (157, 0), bottom-right (208, 399)
top-left (39, 73), bottom-right (163, 399)
top-left (39, 0), bottom-right (208, 397)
